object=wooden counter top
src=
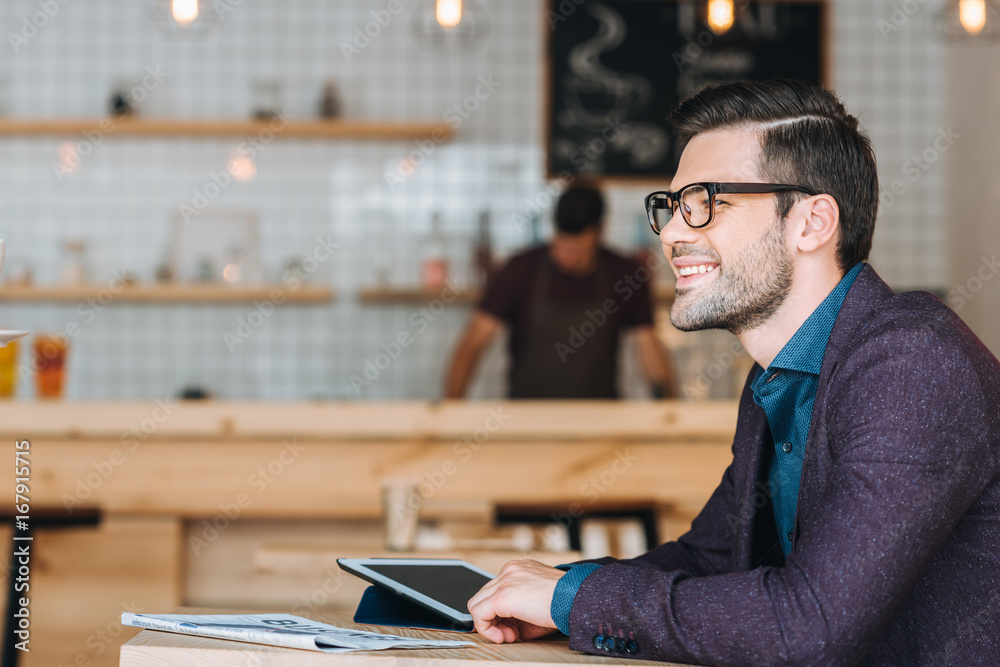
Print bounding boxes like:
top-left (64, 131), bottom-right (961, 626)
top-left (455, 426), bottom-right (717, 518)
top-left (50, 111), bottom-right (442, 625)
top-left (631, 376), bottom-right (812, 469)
top-left (0, 400), bottom-right (737, 519)
top-left (0, 400), bottom-right (738, 442)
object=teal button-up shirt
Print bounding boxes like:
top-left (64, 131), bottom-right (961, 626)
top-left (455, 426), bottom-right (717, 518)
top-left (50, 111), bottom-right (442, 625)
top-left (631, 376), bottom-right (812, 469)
top-left (750, 262), bottom-right (863, 556)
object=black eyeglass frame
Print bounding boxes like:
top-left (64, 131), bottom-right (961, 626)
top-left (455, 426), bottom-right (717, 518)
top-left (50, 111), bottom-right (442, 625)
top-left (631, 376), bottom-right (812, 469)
top-left (645, 182), bottom-right (817, 233)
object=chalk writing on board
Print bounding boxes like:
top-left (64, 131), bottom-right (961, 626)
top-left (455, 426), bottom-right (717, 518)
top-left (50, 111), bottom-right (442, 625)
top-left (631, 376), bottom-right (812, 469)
top-left (547, 0), bottom-right (825, 179)
top-left (552, 2), bottom-right (670, 175)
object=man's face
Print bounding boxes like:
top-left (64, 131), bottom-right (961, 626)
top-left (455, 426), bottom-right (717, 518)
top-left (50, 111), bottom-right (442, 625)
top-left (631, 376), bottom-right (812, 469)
top-left (551, 227), bottom-right (600, 275)
top-left (661, 129), bottom-right (794, 335)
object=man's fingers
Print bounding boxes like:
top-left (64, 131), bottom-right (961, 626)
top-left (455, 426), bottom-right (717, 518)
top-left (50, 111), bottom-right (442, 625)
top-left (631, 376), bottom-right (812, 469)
top-left (480, 623), bottom-right (506, 643)
top-left (470, 590), bottom-right (503, 642)
top-left (467, 577), bottom-right (501, 611)
top-left (468, 561), bottom-right (537, 611)
top-left (468, 566), bottom-right (516, 613)
top-left (474, 616), bottom-right (517, 644)
top-left (469, 586), bottom-right (521, 644)
top-left (467, 560), bottom-right (560, 644)
top-left (496, 618), bottom-right (518, 643)
top-left (472, 609), bottom-right (504, 643)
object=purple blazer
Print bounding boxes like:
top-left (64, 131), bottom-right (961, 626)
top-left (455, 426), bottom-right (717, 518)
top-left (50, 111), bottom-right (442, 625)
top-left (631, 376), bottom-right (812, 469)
top-left (566, 265), bottom-right (1000, 665)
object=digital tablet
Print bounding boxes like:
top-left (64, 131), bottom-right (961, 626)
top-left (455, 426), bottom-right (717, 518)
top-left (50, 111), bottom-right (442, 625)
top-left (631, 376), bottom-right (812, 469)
top-left (337, 558), bottom-right (495, 629)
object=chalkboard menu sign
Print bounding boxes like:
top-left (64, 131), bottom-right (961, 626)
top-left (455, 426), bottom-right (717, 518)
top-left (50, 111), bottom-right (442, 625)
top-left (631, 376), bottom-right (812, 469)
top-left (546, 0), bottom-right (828, 180)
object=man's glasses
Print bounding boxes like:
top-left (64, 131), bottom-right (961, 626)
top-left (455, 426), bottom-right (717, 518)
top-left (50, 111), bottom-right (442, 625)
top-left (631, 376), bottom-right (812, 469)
top-left (645, 182), bottom-right (816, 233)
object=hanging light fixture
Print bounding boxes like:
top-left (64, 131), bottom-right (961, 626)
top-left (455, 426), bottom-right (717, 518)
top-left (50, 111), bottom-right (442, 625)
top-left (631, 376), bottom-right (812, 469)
top-left (411, 0), bottom-right (489, 51)
top-left (937, 0), bottom-right (1000, 41)
top-left (149, 0), bottom-right (220, 38)
top-left (706, 0), bottom-right (735, 35)
top-left (172, 0), bottom-right (199, 25)
top-left (436, 0), bottom-right (463, 29)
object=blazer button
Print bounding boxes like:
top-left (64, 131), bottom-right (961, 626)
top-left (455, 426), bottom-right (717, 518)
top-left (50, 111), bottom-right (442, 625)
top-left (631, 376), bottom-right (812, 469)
top-left (626, 639), bottom-right (639, 654)
top-left (782, 441), bottom-right (793, 454)
top-left (592, 634), bottom-right (605, 650)
top-left (614, 638), bottom-right (627, 652)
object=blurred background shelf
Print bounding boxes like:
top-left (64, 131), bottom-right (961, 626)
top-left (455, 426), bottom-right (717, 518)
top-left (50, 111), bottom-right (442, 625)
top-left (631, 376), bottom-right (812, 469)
top-left (0, 118), bottom-right (454, 141)
top-left (0, 284), bottom-right (334, 304)
top-left (358, 285), bottom-right (482, 305)
top-left (358, 284), bottom-right (675, 306)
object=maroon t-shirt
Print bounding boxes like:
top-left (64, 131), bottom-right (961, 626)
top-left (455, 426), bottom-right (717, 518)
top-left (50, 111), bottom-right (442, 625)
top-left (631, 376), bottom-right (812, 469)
top-left (478, 245), bottom-right (655, 376)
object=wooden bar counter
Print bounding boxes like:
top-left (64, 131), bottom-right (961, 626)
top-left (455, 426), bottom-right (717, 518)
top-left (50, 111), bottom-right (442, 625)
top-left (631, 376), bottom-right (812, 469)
top-left (0, 400), bottom-right (737, 667)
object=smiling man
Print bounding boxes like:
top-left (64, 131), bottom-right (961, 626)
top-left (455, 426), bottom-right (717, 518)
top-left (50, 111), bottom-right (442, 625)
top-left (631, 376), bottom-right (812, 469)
top-left (467, 79), bottom-right (1000, 665)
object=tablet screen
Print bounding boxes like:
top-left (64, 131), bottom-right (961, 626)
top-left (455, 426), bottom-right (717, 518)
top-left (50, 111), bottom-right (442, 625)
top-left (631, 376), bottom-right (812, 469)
top-left (365, 563), bottom-right (492, 612)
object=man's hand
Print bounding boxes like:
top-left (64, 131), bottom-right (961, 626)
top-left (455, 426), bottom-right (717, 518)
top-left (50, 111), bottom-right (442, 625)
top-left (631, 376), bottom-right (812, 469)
top-left (467, 559), bottom-right (564, 644)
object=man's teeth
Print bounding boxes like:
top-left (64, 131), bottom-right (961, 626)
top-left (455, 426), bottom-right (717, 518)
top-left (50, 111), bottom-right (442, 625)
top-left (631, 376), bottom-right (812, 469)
top-left (678, 264), bottom-right (717, 277)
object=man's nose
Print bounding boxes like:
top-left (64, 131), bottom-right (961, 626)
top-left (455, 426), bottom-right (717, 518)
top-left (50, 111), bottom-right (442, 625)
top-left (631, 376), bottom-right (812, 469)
top-left (660, 206), bottom-right (701, 249)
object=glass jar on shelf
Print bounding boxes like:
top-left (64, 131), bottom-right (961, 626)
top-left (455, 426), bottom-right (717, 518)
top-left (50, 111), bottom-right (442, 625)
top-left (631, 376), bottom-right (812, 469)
top-left (61, 239), bottom-right (88, 285)
top-left (421, 211), bottom-right (449, 291)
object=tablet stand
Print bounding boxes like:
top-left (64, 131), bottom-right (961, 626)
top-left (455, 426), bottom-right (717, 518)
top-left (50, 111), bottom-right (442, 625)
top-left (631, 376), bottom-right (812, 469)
top-left (352, 585), bottom-right (475, 633)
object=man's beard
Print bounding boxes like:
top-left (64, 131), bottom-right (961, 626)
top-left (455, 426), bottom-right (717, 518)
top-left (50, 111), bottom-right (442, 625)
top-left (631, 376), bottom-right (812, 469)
top-left (669, 218), bottom-right (793, 335)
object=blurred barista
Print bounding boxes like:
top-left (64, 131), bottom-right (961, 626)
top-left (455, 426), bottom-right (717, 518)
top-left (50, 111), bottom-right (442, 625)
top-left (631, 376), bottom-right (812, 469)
top-left (445, 183), bottom-right (676, 399)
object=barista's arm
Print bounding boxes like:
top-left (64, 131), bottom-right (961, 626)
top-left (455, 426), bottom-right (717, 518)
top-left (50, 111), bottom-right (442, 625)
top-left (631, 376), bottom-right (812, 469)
top-left (444, 310), bottom-right (502, 399)
top-left (634, 325), bottom-right (678, 399)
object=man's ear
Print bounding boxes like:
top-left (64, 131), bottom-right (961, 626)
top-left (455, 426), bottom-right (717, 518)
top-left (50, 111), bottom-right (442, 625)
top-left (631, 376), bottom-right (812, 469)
top-left (793, 194), bottom-right (839, 253)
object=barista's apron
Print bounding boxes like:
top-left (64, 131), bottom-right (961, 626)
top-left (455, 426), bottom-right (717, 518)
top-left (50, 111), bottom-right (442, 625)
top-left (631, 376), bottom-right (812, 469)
top-left (508, 255), bottom-right (618, 399)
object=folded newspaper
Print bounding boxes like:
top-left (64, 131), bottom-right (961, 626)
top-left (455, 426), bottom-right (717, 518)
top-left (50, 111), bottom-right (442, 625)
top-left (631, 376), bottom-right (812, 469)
top-left (121, 612), bottom-right (475, 653)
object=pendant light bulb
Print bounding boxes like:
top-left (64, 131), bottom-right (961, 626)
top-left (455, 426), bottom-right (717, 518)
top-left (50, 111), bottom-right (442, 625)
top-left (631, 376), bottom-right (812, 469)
top-left (959, 0), bottom-right (987, 34)
top-left (172, 0), bottom-right (199, 26)
top-left (436, 0), bottom-right (463, 29)
top-left (707, 0), bottom-right (735, 35)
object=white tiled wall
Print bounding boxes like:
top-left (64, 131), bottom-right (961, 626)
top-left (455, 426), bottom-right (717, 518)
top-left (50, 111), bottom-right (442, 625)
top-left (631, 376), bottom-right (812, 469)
top-left (0, 0), bottom-right (946, 400)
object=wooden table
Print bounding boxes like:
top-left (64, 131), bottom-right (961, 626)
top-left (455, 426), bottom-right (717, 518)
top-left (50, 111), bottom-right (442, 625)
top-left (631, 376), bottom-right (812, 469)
top-left (119, 609), bottom-right (693, 666)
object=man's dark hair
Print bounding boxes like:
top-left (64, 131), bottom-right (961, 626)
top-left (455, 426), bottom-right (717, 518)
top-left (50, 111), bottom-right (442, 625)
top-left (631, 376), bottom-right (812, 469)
top-left (555, 182), bottom-right (605, 235)
top-left (669, 78), bottom-right (878, 272)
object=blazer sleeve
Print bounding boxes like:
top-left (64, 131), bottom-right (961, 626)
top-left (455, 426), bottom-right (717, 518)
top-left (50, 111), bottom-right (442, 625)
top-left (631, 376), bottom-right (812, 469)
top-left (565, 323), bottom-right (999, 665)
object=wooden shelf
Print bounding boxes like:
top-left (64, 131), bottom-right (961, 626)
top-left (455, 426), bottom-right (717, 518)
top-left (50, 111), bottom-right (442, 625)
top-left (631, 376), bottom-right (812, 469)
top-left (0, 118), bottom-right (454, 141)
top-left (360, 285), bottom-right (673, 306)
top-left (0, 283), bottom-right (334, 304)
top-left (358, 285), bottom-right (481, 305)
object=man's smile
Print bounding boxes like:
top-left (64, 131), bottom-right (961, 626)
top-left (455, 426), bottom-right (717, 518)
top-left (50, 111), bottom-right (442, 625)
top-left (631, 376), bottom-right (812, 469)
top-left (678, 264), bottom-right (717, 276)
top-left (672, 256), bottom-right (720, 289)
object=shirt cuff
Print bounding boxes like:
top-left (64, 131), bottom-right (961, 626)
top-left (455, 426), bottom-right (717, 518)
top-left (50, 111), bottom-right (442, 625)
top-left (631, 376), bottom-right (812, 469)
top-left (550, 564), bottom-right (602, 635)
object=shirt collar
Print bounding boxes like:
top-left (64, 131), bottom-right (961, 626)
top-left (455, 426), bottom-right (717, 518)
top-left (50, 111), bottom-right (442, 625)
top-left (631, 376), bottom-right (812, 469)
top-left (768, 262), bottom-right (865, 375)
